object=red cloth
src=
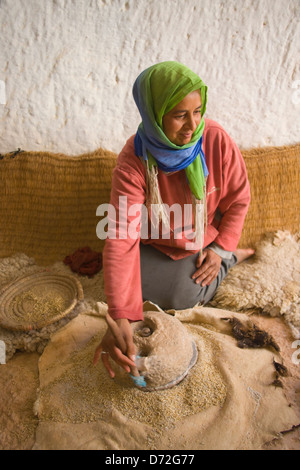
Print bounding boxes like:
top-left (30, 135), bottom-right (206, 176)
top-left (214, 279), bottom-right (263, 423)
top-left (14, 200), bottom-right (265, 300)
top-left (64, 247), bottom-right (102, 276)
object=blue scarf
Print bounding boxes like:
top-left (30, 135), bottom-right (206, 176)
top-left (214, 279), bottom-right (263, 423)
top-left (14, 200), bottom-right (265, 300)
top-left (134, 132), bottom-right (208, 176)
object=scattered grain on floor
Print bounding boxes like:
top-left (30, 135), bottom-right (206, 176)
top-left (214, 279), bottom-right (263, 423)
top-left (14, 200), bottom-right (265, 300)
top-left (37, 324), bottom-right (227, 439)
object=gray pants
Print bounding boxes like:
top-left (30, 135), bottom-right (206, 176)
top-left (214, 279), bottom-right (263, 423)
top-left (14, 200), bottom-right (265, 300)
top-left (140, 243), bottom-right (237, 310)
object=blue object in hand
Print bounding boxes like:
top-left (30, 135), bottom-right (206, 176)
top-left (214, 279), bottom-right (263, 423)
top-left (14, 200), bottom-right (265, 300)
top-left (130, 374), bottom-right (147, 388)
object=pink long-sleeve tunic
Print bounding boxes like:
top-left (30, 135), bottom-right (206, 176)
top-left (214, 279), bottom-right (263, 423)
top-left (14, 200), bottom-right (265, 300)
top-left (101, 118), bottom-right (250, 321)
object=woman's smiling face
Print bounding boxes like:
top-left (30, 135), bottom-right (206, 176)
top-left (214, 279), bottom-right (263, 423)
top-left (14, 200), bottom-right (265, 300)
top-left (162, 90), bottom-right (202, 146)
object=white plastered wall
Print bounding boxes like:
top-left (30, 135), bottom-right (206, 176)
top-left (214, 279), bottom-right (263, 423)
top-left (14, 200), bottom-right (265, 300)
top-left (0, 0), bottom-right (299, 155)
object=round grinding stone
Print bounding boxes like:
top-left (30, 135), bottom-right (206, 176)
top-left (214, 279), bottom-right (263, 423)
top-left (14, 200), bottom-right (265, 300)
top-left (131, 311), bottom-right (198, 391)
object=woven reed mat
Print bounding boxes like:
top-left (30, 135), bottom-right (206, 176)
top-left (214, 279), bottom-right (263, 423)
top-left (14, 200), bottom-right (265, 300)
top-left (0, 143), bottom-right (299, 265)
top-left (0, 147), bottom-right (117, 265)
top-left (238, 143), bottom-right (300, 248)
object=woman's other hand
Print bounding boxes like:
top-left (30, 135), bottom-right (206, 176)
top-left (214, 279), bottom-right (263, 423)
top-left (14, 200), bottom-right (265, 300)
top-left (93, 318), bottom-right (136, 378)
top-left (192, 249), bottom-right (222, 286)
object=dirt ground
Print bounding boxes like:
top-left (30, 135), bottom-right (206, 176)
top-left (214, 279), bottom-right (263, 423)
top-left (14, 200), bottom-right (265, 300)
top-left (0, 313), bottom-right (299, 451)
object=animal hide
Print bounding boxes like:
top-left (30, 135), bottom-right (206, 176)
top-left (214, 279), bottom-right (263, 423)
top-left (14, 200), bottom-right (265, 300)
top-left (210, 231), bottom-right (300, 339)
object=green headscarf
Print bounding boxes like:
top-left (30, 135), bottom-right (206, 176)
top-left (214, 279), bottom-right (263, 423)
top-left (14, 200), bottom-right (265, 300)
top-left (133, 61), bottom-right (208, 200)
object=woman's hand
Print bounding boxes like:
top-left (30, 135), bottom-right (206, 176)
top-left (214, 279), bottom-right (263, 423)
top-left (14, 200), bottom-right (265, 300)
top-left (192, 249), bottom-right (222, 286)
top-left (93, 318), bottom-right (136, 378)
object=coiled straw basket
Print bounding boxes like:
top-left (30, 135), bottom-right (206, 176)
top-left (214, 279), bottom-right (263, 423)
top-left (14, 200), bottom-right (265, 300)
top-left (0, 270), bottom-right (83, 331)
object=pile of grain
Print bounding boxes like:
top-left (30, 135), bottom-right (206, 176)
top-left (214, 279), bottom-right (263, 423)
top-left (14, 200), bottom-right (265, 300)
top-left (36, 324), bottom-right (227, 443)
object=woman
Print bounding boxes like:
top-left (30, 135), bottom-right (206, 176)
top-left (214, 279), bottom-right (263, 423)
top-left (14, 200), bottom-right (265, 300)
top-left (94, 61), bottom-right (254, 378)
